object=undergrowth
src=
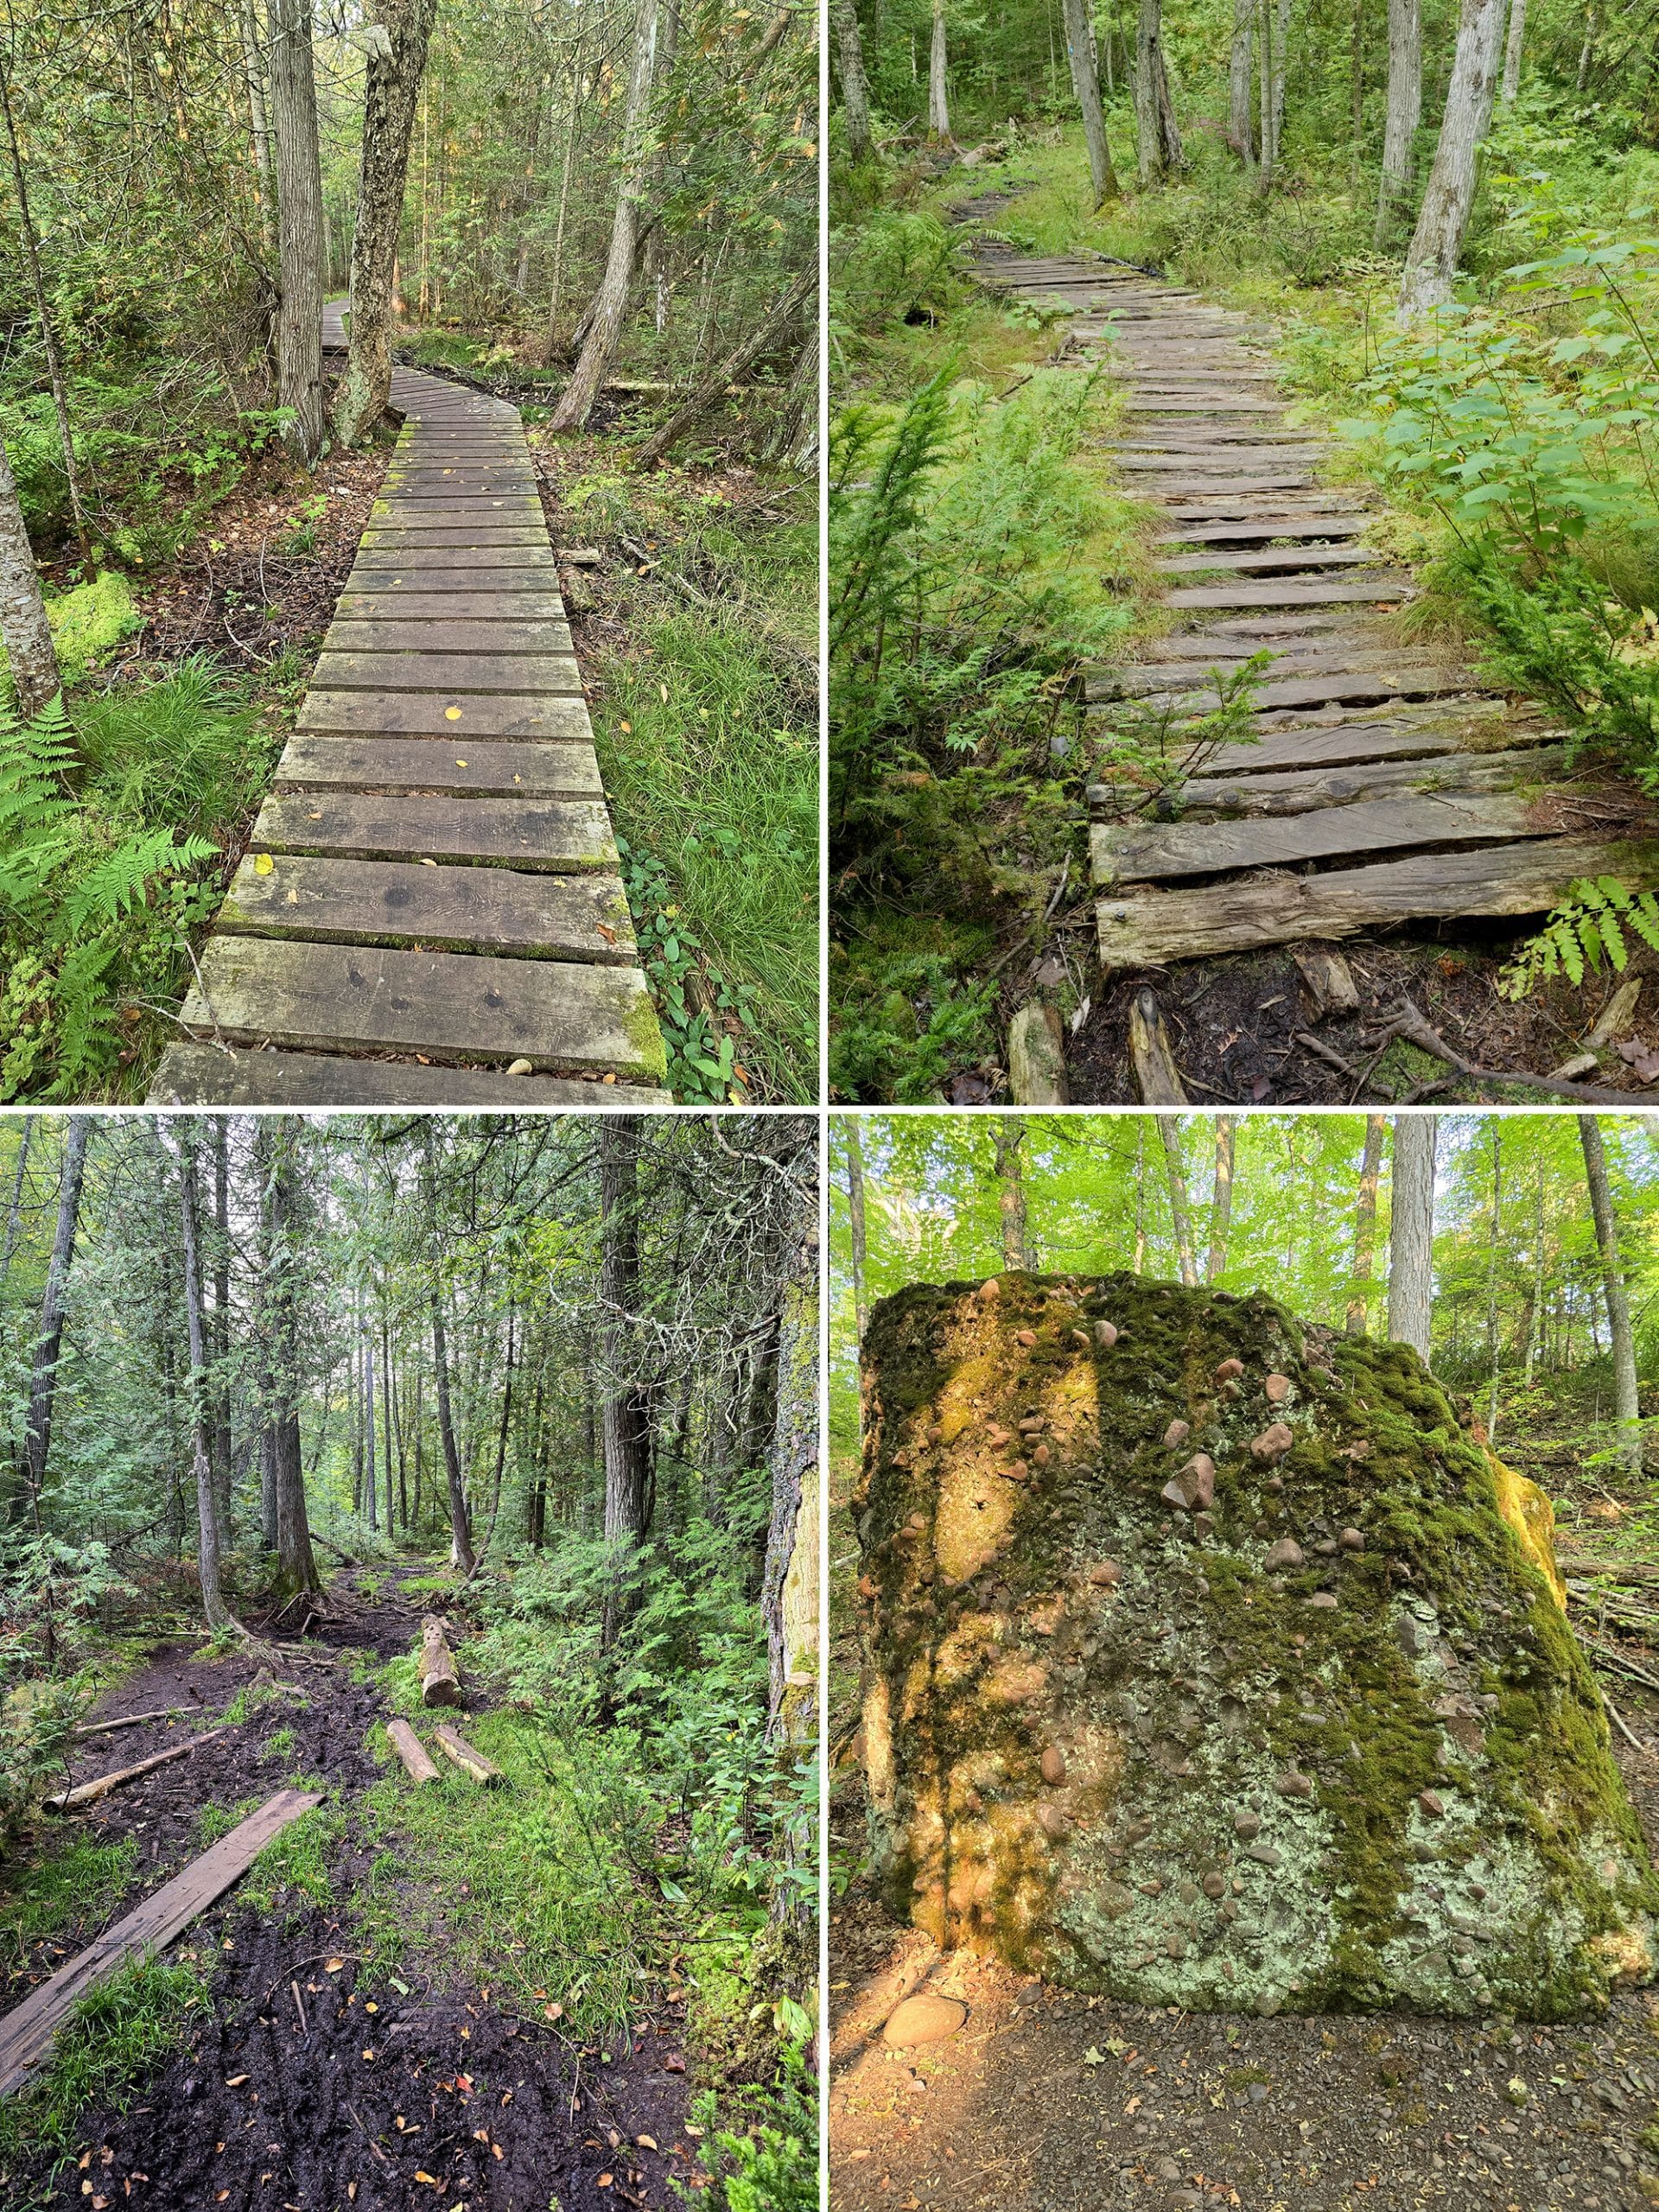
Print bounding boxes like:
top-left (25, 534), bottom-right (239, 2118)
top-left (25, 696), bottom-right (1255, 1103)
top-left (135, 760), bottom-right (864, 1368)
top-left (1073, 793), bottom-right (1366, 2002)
top-left (0, 1957), bottom-right (206, 2176)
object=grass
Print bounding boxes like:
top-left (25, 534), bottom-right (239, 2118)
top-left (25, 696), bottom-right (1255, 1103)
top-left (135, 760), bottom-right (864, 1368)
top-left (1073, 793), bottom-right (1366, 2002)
top-left (0, 1835), bottom-right (139, 1973)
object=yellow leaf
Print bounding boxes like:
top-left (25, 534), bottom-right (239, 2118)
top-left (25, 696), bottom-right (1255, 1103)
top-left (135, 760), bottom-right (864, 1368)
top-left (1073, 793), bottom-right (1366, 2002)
top-left (445, 706), bottom-right (463, 720)
top-left (253, 854), bottom-right (274, 875)
top-left (325, 1958), bottom-right (345, 1973)
top-left (637, 2134), bottom-right (658, 2151)
top-left (454, 759), bottom-right (467, 767)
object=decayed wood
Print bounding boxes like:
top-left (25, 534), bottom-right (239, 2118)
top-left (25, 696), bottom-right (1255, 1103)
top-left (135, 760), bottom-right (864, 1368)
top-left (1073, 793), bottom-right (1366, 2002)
top-left (385, 1717), bottom-right (441, 1783)
top-left (1007, 1003), bottom-right (1069, 1103)
top-left (1176, 744), bottom-right (1565, 818)
top-left (48, 1726), bottom-right (232, 1809)
top-left (1292, 945), bottom-right (1360, 1017)
top-left (431, 1723), bottom-right (503, 1784)
top-left (0, 1790), bottom-right (319, 2096)
top-left (73, 1707), bottom-right (186, 1738)
top-left (1128, 988), bottom-right (1187, 1104)
top-left (419, 1615), bottom-right (461, 1707)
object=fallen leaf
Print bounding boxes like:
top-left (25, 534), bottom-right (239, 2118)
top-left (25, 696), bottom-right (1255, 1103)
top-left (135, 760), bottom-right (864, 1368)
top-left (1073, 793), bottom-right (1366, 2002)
top-left (446, 707), bottom-right (463, 721)
top-left (598, 2177), bottom-right (613, 2190)
top-left (454, 759), bottom-right (467, 767)
top-left (414, 2174), bottom-right (441, 2187)
top-left (253, 854), bottom-right (275, 875)
top-left (226, 2075), bottom-right (250, 2088)
top-left (637, 2135), bottom-right (658, 2152)
top-left (325, 1959), bottom-right (345, 1973)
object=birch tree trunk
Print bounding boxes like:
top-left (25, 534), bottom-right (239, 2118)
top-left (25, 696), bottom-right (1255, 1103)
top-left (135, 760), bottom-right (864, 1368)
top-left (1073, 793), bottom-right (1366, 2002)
top-left (1387, 1114), bottom-right (1437, 1362)
top-left (834, 0), bottom-right (873, 160)
top-left (845, 1117), bottom-right (869, 1344)
top-left (270, 0), bottom-right (327, 462)
top-left (1346, 1113), bottom-right (1387, 1337)
top-left (333, 0), bottom-right (437, 448)
top-left (1158, 1118), bottom-right (1199, 1288)
top-left (995, 1122), bottom-right (1033, 1270)
top-left (0, 435), bottom-right (60, 717)
top-left (1269, 0), bottom-right (1292, 166)
top-left (1375, 0), bottom-right (1421, 244)
top-left (929, 0), bottom-right (950, 137)
top-left (1207, 1116), bottom-right (1235, 1281)
top-left (21, 1116), bottom-right (90, 1521)
top-left (178, 1131), bottom-right (236, 1633)
top-left (549, 0), bottom-right (661, 432)
top-left (1064, 0), bottom-right (1119, 204)
top-left (1501, 0), bottom-right (1526, 98)
top-left (1398, 0), bottom-right (1504, 316)
top-left (761, 1157), bottom-right (817, 1744)
top-left (1579, 1115), bottom-right (1643, 1478)
top-left (1229, 0), bottom-right (1257, 166)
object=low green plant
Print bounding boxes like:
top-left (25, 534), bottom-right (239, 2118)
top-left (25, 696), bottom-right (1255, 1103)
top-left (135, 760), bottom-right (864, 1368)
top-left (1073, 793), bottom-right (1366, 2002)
top-left (681, 2046), bottom-right (818, 2212)
top-left (0, 1835), bottom-right (138, 1968)
top-left (0, 1956), bottom-right (205, 2171)
top-left (1497, 876), bottom-right (1659, 999)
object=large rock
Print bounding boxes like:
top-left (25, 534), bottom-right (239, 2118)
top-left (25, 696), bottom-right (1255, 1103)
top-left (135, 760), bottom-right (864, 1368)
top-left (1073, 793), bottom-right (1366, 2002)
top-left (855, 1271), bottom-right (1658, 2018)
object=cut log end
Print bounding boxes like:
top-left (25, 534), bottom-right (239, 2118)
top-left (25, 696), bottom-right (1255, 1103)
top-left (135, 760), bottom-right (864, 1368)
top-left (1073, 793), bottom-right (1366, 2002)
top-left (418, 1615), bottom-right (462, 1707)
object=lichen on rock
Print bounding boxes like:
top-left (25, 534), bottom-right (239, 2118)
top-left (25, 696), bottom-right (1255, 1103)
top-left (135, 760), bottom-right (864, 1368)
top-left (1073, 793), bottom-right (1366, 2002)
top-left (855, 1270), bottom-right (1659, 2019)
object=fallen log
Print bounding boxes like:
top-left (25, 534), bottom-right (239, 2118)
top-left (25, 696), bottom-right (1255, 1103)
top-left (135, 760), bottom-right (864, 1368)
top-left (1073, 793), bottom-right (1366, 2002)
top-left (431, 1725), bottom-right (503, 1785)
top-left (47, 1726), bottom-right (232, 1810)
top-left (73, 1707), bottom-right (186, 1738)
top-left (0, 1789), bottom-right (321, 2097)
top-left (419, 1616), bottom-right (461, 1707)
top-left (385, 1718), bottom-right (440, 1784)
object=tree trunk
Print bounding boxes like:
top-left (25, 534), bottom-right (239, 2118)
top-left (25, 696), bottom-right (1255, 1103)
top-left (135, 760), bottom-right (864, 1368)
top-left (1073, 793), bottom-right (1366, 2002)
top-left (548, 0), bottom-right (661, 433)
top-left (761, 1156), bottom-right (817, 1743)
top-left (629, 266), bottom-right (814, 470)
top-left (269, 0), bottom-right (327, 463)
top-left (178, 1133), bottom-right (237, 1633)
top-left (385, 1717), bottom-right (439, 1782)
top-left (1484, 1124), bottom-right (1503, 1443)
top-left (239, 0), bottom-right (276, 241)
top-left (1579, 1116), bottom-right (1643, 1478)
top-left (421, 1128), bottom-right (474, 1573)
top-left (834, 0), bottom-right (873, 159)
top-left (1257, 0), bottom-right (1274, 185)
top-left (1132, 1123), bottom-right (1147, 1274)
top-left (419, 1614), bottom-right (461, 1705)
top-left (1136, 0), bottom-right (1184, 183)
top-left (1398, 0), bottom-right (1504, 315)
top-left (21, 1117), bottom-right (90, 1528)
top-left (0, 1116), bottom-right (35, 1301)
top-left (1376, 0), bottom-right (1422, 244)
top-left (845, 1116), bottom-right (870, 1344)
top-left (599, 1117), bottom-right (652, 1647)
top-left (1269, 0), bottom-right (1292, 164)
top-left (1229, 0), bottom-right (1257, 166)
top-left (209, 1121), bottom-right (232, 1557)
top-left (363, 1325), bottom-right (378, 1531)
top-left (1158, 1118), bottom-right (1199, 1288)
top-left (0, 434), bottom-right (60, 718)
top-left (995, 1122), bottom-right (1033, 1271)
top-left (1387, 1114), bottom-right (1437, 1362)
top-left (1522, 1163), bottom-right (1545, 1385)
top-left (333, 0), bottom-right (437, 448)
top-left (1501, 0), bottom-right (1526, 98)
top-left (1207, 1116), bottom-right (1235, 1282)
top-left (1346, 1113), bottom-right (1387, 1337)
top-left (1064, 0), bottom-right (1119, 204)
top-left (928, 0), bottom-right (950, 137)
top-left (1576, 0), bottom-right (1599, 87)
top-left (264, 1126), bottom-right (317, 1596)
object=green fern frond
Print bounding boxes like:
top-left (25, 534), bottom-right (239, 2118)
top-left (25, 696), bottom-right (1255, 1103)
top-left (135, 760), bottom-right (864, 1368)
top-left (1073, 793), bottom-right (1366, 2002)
top-left (60, 830), bottom-right (219, 936)
top-left (1497, 876), bottom-right (1659, 1001)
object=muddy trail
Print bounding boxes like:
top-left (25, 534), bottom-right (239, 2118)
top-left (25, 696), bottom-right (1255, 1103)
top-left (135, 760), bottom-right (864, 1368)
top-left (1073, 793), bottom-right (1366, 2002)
top-left (1, 1566), bottom-right (691, 2212)
top-left (830, 1660), bottom-right (1659, 2212)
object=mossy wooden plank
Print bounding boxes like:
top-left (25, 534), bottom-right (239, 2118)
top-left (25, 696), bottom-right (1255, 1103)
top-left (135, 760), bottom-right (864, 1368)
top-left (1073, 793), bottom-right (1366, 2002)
top-left (1084, 709), bottom-right (1552, 784)
top-left (1087, 665), bottom-right (1472, 710)
top-left (219, 851), bottom-right (633, 958)
top-left (296, 690), bottom-right (592, 739)
top-left (1165, 578), bottom-right (1417, 610)
top-left (310, 651), bottom-right (583, 696)
top-left (1176, 746), bottom-right (1567, 817)
top-left (251, 791), bottom-right (615, 871)
top-left (149, 1043), bottom-right (669, 1107)
top-left (178, 938), bottom-right (666, 1080)
top-left (276, 734), bottom-right (601, 797)
top-left (1154, 516), bottom-right (1374, 545)
top-left (1093, 790), bottom-right (1557, 886)
top-left (1099, 646), bottom-right (1456, 697)
top-left (1155, 544), bottom-right (1385, 575)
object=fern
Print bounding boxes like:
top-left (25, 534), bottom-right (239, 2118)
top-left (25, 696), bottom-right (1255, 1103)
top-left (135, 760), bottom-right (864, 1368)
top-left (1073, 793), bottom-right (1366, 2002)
top-left (0, 694), bottom-right (79, 912)
top-left (60, 829), bottom-right (219, 935)
top-left (1497, 876), bottom-right (1659, 1000)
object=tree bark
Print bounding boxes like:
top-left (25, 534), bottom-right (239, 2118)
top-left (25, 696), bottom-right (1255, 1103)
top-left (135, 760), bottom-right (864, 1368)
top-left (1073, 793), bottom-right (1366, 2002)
top-left (1399, 0), bottom-right (1505, 315)
top-left (419, 1614), bottom-right (461, 1704)
top-left (1346, 1113), bottom-right (1387, 1337)
top-left (333, 0), bottom-right (437, 448)
top-left (178, 1132), bottom-right (237, 1633)
top-left (239, 0), bottom-right (276, 242)
top-left (761, 1153), bottom-right (817, 1743)
top-left (209, 1121), bottom-right (232, 1557)
top-left (1387, 1115), bottom-right (1437, 1362)
top-left (629, 266), bottom-right (814, 469)
top-left (1207, 1116), bottom-right (1235, 1282)
top-left (421, 1128), bottom-right (474, 1573)
top-left (548, 0), bottom-right (661, 432)
top-left (1375, 0), bottom-right (1421, 250)
top-left (1229, 0), bottom-right (1257, 167)
top-left (1064, 0), bottom-right (1120, 204)
top-left (845, 1116), bottom-right (870, 1344)
top-left (0, 433), bottom-right (60, 718)
top-left (1580, 1115), bottom-right (1643, 1478)
top-left (928, 0), bottom-right (950, 137)
top-left (994, 1122), bottom-right (1033, 1271)
top-left (385, 1716), bottom-right (439, 1782)
top-left (21, 1116), bottom-right (90, 1527)
top-left (1501, 0), bottom-right (1527, 98)
top-left (265, 1125), bottom-right (318, 1596)
top-left (1158, 1117), bottom-right (1199, 1288)
top-left (1484, 1124), bottom-right (1503, 1442)
top-left (834, 0), bottom-right (873, 159)
top-left (0, 1117), bottom-right (33, 1302)
top-left (269, 0), bottom-right (327, 463)
top-left (599, 1118), bottom-right (652, 1647)
top-left (1135, 0), bottom-right (1183, 183)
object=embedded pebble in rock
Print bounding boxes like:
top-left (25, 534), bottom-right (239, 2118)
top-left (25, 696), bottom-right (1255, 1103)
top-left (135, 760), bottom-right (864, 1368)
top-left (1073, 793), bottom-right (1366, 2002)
top-left (1264, 1372), bottom-right (1291, 1402)
top-left (857, 1270), bottom-right (1659, 2017)
top-left (880, 1993), bottom-right (969, 2048)
top-left (1095, 1319), bottom-right (1119, 1348)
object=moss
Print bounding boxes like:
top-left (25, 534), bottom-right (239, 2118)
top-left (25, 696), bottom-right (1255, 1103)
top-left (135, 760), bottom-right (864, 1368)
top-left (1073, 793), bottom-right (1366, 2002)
top-left (856, 1270), bottom-right (1659, 2020)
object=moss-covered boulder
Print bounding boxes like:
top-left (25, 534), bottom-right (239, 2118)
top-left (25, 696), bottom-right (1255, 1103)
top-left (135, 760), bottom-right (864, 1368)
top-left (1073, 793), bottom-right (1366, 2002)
top-left (855, 1271), bottom-right (1659, 2019)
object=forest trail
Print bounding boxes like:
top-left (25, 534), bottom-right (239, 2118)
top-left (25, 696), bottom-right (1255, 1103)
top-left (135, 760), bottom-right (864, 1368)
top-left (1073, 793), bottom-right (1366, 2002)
top-left (964, 226), bottom-right (1659, 995)
top-left (0, 1563), bottom-right (693, 2211)
top-left (149, 303), bottom-right (671, 1109)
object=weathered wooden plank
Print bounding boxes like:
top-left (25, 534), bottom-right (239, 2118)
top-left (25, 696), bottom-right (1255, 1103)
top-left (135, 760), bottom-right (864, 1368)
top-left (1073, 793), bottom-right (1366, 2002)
top-left (1093, 790), bottom-right (1565, 887)
top-left (1177, 746), bottom-right (1567, 817)
top-left (296, 690), bottom-right (592, 740)
top-left (1088, 664), bottom-right (1473, 710)
top-left (350, 549), bottom-right (560, 575)
top-left (149, 1043), bottom-right (670, 1107)
top-left (309, 652), bottom-right (584, 696)
top-left (1154, 516), bottom-right (1374, 546)
top-left (251, 791), bottom-right (616, 871)
top-left (1166, 578), bottom-right (1417, 610)
top-left (1155, 544), bottom-right (1385, 575)
top-left (1118, 450), bottom-right (1326, 475)
top-left (323, 620), bottom-right (575, 655)
top-left (1088, 706), bottom-right (1548, 782)
top-left (1141, 473), bottom-right (1319, 498)
top-left (219, 852), bottom-right (635, 961)
top-left (1096, 837), bottom-right (1659, 968)
top-left (359, 529), bottom-right (549, 550)
top-left (1100, 646), bottom-right (1454, 697)
top-left (334, 592), bottom-right (568, 621)
top-left (0, 1790), bottom-right (321, 2099)
top-left (276, 734), bottom-right (602, 798)
top-left (178, 939), bottom-right (667, 1081)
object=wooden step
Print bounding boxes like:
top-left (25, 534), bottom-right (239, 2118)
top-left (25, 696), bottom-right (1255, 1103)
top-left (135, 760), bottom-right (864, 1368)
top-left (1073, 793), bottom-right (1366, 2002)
top-left (149, 1043), bottom-right (669, 1107)
top-left (219, 852), bottom-right (635, 960)
top-left (251, 791), bottom-right (616, 871)
top-left (1153, 516), bottom-right (1375, 546)
top-left (1100, 647), bottom-right (1456, 697)
top-left (274, 734), bottom-right (602, 798)
top-left (1087, 707), bottom-right (1554, 785)
top-left (323, 619), bottom-right (575, 654)
top-left (297, 690), bottom-right (592, 739)
top-left (1176, 745), bottom-right (1567, 817)
top-left (309, 651), bottom-right (584, 696)
top-left (1155, 544), bottom-right (1381, 575)
top-left (1087, 664), bottom-right (1476, 711)
top-left (1166, 577), bottom-right (1415, 611)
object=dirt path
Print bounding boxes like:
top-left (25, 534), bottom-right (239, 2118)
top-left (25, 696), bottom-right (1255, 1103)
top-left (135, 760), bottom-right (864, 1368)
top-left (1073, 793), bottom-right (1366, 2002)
top-left (1, 1567), bottom-right (692, 2212)
top-left (830, 1668), bottom-right (1659, 2212)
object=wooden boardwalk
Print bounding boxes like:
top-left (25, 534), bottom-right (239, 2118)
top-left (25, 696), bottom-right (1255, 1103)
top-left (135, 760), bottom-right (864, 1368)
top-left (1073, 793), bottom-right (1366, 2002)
top-left (150, 302), bottom-right (669, 1105)
top-left (969, 244), bottom-right (1659, 980)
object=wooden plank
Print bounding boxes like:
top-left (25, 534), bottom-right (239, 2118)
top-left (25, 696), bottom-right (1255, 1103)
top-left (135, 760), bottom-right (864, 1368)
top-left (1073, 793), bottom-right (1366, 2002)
top-left (0, 1789), bottom-right (321, 2099)
top-left (218, 852), bottom-right (635, 961)
top-left (1093, 790), bottom-right (1568, 887)
top-left (1101, 647), bottom-right (1455, 697)
top-left (1153, 517), bottom-right (1374, 545)
top-left (350, 548), bottom-right (561, 574)
top-left (296, 690), bottom-right (592, 740)
top-left (1088, 665), bottom-right (1473, 710)
top-left (1177, 746), bottom-right (1567, 817)
top-left (48, 1727), bottom-right (232, 1809)
top-left (1156, 545), bottom-right (1384, 576)
top-left (251, 792), bottom-right (616, 872)
top-left (275, 734), bottom-right (602, 798)
top-left (323, 620), bottom-right (575, 655)
top-left (1118, 450), bottom-right (1326, 475)
top-left (334, 592), bottom-right (568, 620)
top-left (1166, 579), bottom-right (1416, 610)
top-left (1086, 707), bottom-right (1549, 782)
top-left (149, 1043), bottom-right (670, 1108)
top-left (308, 652), bottom-right (584, 696)
top-left (1096, 836), bottom-right (1659, 968)
top-left (178, 939), bottom-right (668, 1081)
top-left (345, 566), bottom-right (561, 594)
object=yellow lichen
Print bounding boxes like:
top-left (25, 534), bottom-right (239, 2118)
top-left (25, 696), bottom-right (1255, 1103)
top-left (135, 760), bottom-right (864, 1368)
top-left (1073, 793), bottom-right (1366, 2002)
top-left (1490, 1449), bottom-right (1567, 1608)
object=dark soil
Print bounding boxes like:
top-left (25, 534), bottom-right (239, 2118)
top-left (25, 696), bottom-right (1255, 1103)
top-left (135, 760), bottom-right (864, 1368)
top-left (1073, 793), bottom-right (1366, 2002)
top-left (1, 1567), bottom-right (692, 2212)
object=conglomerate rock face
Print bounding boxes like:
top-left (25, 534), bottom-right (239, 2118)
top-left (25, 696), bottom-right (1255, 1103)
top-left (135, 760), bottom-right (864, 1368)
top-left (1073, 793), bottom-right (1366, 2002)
top-left (855, 1271), bottom-right (1658, 2019)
